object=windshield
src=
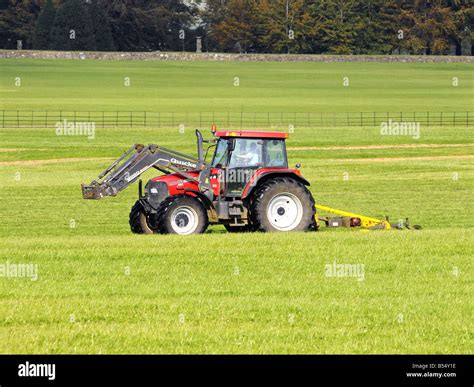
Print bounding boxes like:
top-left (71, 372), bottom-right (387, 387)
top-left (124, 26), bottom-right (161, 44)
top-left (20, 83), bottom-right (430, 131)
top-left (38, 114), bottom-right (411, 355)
top-left (211, 139), bottom-right (228, 167)
top-left (228, 139), bottom-right (262, 168)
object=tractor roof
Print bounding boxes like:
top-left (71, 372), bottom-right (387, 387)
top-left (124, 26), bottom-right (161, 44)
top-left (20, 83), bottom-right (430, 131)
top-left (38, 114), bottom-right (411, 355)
top-left (214, 130), bottom-right (288, 139)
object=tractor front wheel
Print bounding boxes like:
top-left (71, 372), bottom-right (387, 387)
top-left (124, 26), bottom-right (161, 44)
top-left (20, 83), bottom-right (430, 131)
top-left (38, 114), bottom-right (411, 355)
top-left (156, 195), bottom-right (208, 235)
top-left (129, 201), bottom-right (157, 234)
top-left (249, 178), bottom-right (315, 232)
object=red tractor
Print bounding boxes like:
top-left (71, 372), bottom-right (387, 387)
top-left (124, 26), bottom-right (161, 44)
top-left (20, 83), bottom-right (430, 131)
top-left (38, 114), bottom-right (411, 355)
top-left (82, 129), bottom-right (316, 234)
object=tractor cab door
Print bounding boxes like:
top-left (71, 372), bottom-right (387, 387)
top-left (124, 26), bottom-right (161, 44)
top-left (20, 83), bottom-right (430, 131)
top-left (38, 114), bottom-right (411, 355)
top-left (212, 138), bottom-right (263, 197)
top-left (226, 138), bottom-right (263, 196)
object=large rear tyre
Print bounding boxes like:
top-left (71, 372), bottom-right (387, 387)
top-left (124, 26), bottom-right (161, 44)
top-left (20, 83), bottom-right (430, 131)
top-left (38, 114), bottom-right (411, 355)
top-left (129, 201), bottom-right (157, 234)
top-left (249, 178), bottom-right (315, 232)
top-left (156, 195), bottom-right (208, 235)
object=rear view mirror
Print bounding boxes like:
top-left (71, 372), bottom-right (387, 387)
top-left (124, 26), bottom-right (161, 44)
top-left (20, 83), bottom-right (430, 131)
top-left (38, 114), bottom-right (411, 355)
top-left (227, 139), bottom-right (235, 152)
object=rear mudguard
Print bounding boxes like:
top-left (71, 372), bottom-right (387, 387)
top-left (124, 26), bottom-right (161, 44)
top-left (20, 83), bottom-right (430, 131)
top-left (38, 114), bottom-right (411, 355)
top-left (241, 169), bottom-right (310, 200)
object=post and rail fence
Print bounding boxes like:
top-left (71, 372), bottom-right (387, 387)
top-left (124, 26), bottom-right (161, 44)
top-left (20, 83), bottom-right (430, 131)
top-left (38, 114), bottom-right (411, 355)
top-left (0, 110), bottom-right (472, 129)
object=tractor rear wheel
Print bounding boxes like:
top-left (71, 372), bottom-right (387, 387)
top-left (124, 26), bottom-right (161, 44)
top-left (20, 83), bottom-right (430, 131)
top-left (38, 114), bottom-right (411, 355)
top-left (249, 178), bottom-right (315, 232)
top-left (156, 195), bottom-right (208, 235)
top-left (129, 200), bottom-right (157, 234)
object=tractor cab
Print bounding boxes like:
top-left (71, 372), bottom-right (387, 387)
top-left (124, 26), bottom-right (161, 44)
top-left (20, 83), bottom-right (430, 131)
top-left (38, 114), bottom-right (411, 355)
top-left (211, 131), bottom-right (289, 195)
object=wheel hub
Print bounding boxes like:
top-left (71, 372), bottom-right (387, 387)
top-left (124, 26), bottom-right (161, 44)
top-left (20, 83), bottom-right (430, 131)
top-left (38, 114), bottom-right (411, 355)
top-left (266, 193), bottom-right (303, 231)
top-left (175, 213), bottom-right (189, 227)
top-left (171, 206), bottom-right (198, 235)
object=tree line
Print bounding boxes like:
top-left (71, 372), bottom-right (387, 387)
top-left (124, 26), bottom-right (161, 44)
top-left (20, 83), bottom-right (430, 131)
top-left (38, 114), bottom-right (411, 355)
top-left (0, 0), bottom-right (472, 55)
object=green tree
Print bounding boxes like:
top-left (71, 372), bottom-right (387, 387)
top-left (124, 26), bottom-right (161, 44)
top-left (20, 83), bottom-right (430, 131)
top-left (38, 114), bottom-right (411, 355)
top-left (259, 0), bottom-right (314, 54)
top-left (398, 0), bottom-right (458, 55)
top-left (87, 0), bottom-right (115, 51)
top-left (0, 0), bottom-right (471, 54)
top-left (0, 0), bottom-right (40, 49)
top-left (33, 0), bottom-right (56, 49)
top-left (303, 0), bottom-right (357, 54)
top-left (204, 0), bottom-right (263, 53)
top-left (349, 0), bottom-right (399, 54)
top-left (50, 0), bottom-right (96, 51)
top-left (100, 0), bottom-right (196, 52)
top-left (447, 0), bottom-right (473, 55)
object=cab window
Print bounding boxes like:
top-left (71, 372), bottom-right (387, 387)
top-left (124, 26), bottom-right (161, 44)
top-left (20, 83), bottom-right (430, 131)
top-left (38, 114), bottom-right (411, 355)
top-left (228, 139), bottom-right (262, 168)
top-left (211, 139), bottom-right (229, 167)
top-left (265, 139), bottom-right (287, 167)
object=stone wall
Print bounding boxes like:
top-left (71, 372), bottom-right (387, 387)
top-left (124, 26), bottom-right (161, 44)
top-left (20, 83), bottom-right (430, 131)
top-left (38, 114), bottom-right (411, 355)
top-left (1, 50), bottom-right (473, 63)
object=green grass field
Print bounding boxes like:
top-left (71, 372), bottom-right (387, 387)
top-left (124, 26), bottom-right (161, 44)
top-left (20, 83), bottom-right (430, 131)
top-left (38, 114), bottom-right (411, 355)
top-left (0, 58), bottom-right (472, 353)
top-left (1, 58), bottom-right (473, 112)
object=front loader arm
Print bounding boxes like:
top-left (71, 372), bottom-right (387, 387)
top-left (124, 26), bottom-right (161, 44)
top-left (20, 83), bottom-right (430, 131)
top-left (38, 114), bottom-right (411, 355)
top-left (82, 144), bottom-right (202, 199)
